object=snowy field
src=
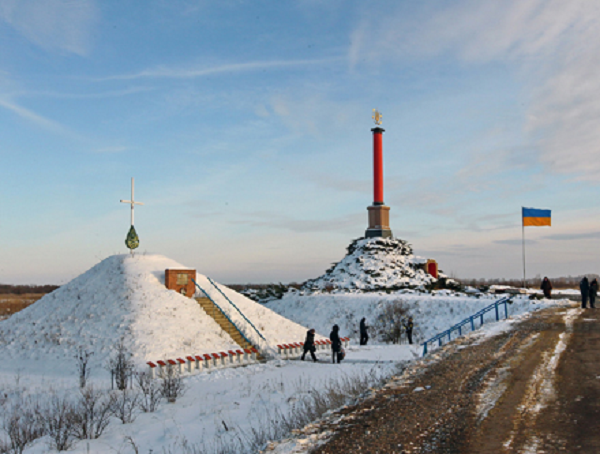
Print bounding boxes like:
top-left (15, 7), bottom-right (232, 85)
top-left (0, 253), bottom-right (577, 453)
top-left (266, 290), bottom-right (574, 347)
top-left (0, 344), bottom-right (417, 454)
top-left (0, 294), bottom-right (574, 454)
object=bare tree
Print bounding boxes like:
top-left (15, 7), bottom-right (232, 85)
top-left (373, 299), bottom-right (409, 344)
top-left (75, 348), bottom-right (93, 389)
top-left (71, 386), bottom-right (115, 440)
top-left (110, 389), bottom-right (140, 424)
top-left (107, 340), bottom-right (134, 391)
top-left (40, 394), bottom-right (77, 451)
top-left (135, 372), bottom-right (162, 412)
top-left (1, 398), bottom-right (44, 454)
top-left (159, 367), bottom-right (185, 403)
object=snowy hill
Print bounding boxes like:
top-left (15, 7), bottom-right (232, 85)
top-left (301, 237), bottom-right (442, 292)
top-left (0, 254), bottom-right (312, 367)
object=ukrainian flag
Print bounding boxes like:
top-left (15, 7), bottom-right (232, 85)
top-left (522, 207), bottom-right (551, 227)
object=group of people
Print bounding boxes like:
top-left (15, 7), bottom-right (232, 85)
top-left (579, 276), bottom-right (598, 309)
top-left (300, 325), bottom-right (345, 363)
top-left (541, 276), bottom-right (598, 309)
top-left (301, 324), bottom-right (346, 363)
top-left (301, 316), bottom-right (415, 364)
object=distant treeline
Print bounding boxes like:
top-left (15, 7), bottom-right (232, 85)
top-left (457, 275), bottom-right (600, 290)
top-left (227, 283), bottom-right (302, 292)
top-left (0, 284), bottom-right (59, 295)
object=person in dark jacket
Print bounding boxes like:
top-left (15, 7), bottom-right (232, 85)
top-left (540, 277), bottom-right (552, 299)
top-left (580, 276), bottom-right (590, 309)
top-left (330, 325), bottom-right (342, 363)
top-left (403, 317), bottom-right (414, 345)
top-left (359, 318), bottom-right (369, 346)
top-left (301, 329), bottom-right (317, 362)
top-left (590, 278), bottom-right (598, 309)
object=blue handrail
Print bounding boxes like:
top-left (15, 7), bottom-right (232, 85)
top-left (206, 277), bottom-right (267, 342)
top-left (421, 296), bottom-right (512, 356)
top-left (192, 279), bottom-right (253, 347)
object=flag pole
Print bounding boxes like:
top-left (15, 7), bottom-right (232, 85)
top-left (522, 207), bottom-right (526, 288)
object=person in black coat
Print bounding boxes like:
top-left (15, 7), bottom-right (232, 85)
top-left (403, 317), bottom-right (414, 345)
top-left (359, 317), bottom-right (369, 346)
top-left (301, 329), bottom-right (317, 362)
top-left (580, 276), bottom-right (590, 309)
top-left (330, 325), bottom-right (342, 363)
top-left (540, 277), bottom-right (552, 299)
top-left (590, 278), bottom-right (598, 309)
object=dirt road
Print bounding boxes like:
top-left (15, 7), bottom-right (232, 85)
top-left (310, 305), bottom-right (600, 454)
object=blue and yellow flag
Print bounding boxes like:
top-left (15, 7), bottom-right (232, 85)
top-left (522, 207), bottom-right (551, 227)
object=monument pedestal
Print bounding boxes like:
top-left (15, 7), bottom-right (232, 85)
top-left (365, 205), bottom-right (393, 238)
top-left (165, 269), bottom-right (196, 298)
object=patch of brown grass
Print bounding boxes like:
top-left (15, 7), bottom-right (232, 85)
top-left (0, 293), bottom-right (44, 316)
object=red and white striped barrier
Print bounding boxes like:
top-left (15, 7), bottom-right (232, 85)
top-left (277, 338), bottom-right (350, 359)
top-left (146, 347), bottom-right (260, 378)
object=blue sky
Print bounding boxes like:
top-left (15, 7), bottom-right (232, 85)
top-left (2, 0), bottom-right (600, 284)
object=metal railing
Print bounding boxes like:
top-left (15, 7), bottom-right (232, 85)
top-left (421, 297), bottom-right (512, 356)
top-left (192, 279), bottom-right (253, 347)
top-left (205, 277), bottom-right (267, 342)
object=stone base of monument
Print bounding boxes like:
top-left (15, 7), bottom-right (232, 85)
top-left (365, 205), bottom-right (393, 238)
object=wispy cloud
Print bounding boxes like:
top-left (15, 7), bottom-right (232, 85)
top-left (0, 0), bottom-right (97, 55)
top-left (234, 210), bottom-right (364, 234)
top-left (0, 97), bottom-right (69, 134)
top-left (13, 86), bottom-right (155, 100)
top-left (543, 231), bottom-right (600, 241)
top-left (349, 0), bottom-right (600, 182)
top-left (268, 91), bottom-right (360, 138)
top-left (494, 238), bottom-right (537, 246)
top-left (100, 57), bottom-right (343, 81)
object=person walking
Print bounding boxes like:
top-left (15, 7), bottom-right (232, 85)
top-left (359, 317), bottom-right (369, 346)
top-left (540, 277), bottom-right (552, 299)
top-left (590, 278), bottom-right (598, 309)
top-left (403, 317), bottom-right (414, 345)
top-left (330, 325), bottom-right (342, 363)
top-left (580, 276), bottom-right (590, 309)
top-left (301, 328), bottom-right (318, 362)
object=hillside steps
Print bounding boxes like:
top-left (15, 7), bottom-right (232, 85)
top-left (195, 296), bottom-right (264, 360)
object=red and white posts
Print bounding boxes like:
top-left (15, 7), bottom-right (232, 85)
top-left (366, 127), bottom-right (393, 238)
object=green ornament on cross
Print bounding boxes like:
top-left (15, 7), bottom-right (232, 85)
top-left (125, 226), bottom-right (140, 250)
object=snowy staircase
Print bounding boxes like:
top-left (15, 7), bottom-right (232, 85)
top-left (195, 296), bottom-right (263, 359)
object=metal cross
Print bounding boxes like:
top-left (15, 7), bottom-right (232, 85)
top-left (120, 177), bottom-right (144, 226)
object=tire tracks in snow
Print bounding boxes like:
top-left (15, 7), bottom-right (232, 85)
top-left (502, 308), bottom-right (579, 453)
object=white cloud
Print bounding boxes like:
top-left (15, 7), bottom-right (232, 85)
top-left (101, 57), bottom-right (342, 81)
top-left (349, 0), bottom-right (600, 181)
top-left (0, 96), bottom-right (67, 133)
top-left (0, 0), bottom-right (97, 55)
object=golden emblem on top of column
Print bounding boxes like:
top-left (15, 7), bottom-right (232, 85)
top-left (372, 109), bottom-right (383, 126)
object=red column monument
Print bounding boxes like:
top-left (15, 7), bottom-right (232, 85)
top-left (365, 110), bottom-right (393, 239)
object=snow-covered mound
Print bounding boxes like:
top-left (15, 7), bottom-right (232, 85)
top-left (301, 237), bottom-right (440, 292)
top-left (0, 254), bottom-right (312, 367)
